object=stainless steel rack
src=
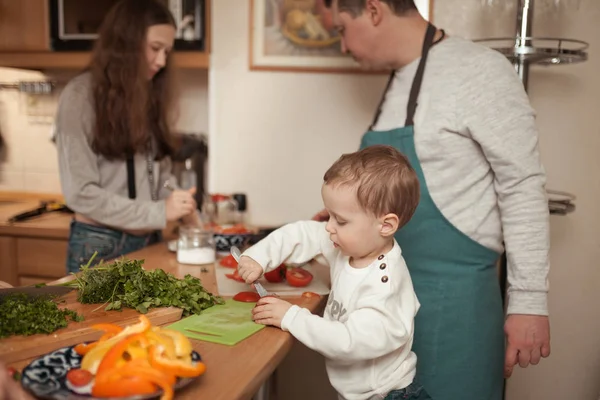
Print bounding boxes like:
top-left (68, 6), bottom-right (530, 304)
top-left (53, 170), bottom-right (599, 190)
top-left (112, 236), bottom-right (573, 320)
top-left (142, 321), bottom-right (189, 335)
top-left (476, 0), bottom-right (584, 215)
top-left (475, 0), bottom-right (588, 91)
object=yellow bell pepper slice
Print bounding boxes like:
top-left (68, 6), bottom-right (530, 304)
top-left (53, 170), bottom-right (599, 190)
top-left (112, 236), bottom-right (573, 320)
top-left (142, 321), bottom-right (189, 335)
top-left (149, 345), bottom-right (206, 378)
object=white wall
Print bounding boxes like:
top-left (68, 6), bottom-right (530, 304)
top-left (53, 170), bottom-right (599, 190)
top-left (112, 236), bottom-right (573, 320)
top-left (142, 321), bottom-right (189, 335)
top-left (208, 1), bottom-right (387, 226)
top-left (209, 1), bottom-right (600, 400)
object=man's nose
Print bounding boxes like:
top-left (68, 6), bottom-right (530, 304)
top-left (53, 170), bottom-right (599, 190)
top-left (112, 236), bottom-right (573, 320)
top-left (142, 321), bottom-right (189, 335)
top-left (340, 38), bottom-right (347, 54)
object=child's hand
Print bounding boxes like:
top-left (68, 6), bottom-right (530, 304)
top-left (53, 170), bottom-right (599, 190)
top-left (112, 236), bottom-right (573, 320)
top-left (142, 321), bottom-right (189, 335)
top-left (252, 297), bottom-right (292, 328)
top-left (237, 256), bottom-right (263, 284)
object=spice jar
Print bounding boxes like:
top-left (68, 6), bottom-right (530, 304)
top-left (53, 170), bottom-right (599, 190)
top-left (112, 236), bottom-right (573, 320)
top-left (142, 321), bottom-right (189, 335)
top-left (177, 226), bottom-right (216, 265)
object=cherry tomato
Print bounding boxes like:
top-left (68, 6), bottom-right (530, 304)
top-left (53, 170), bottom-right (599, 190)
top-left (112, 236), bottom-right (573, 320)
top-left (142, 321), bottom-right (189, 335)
top-left (301, 291), bottom-right (320, 299)
top-left (233, 291), bottom-right (261, 302)
top-left (211, 194), bottom-right (229, 202)
top-left (264, 264), bottom-right (286, 283)
top-left (286, 267), bottom-right (313, 287)
top-left (221, 224), bottom-right (250, 234)
top-left (219, 254), bottom-right (238, 268)
top-left (66, 368), bottom-right (93, 387)
top-left (225, 269), bottom-right (245, 282)
top-left (7, 367), bottom-right (20, 381)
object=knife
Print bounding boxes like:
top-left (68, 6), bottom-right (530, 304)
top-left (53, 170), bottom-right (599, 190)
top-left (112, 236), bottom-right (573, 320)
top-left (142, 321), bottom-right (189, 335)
top-left (230, 246), bottom-right (269, 297)
top-left (7, 201), bottom-right (72, 224)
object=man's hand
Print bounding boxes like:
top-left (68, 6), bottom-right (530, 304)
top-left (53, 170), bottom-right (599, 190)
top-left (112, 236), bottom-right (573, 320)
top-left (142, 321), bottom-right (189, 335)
top-left (252, 297), bottom-right (293, 328)
top-left (504, 314), bottom-right (551, 378)
top-left (237, 256), bottom-right (263, 284)
top-left (311, 209), bottom-right (329, 222)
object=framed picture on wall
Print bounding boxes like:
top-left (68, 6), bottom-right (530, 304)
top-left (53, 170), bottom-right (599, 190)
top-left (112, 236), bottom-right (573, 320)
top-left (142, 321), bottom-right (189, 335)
top-left (249, 0), bottom-right (433, 73)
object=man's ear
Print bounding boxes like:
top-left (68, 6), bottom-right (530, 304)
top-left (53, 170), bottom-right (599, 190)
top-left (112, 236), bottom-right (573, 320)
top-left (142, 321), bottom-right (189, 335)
top-left (379, 213), bottom-right (399, 237)
top-left (365, 0), bottom-right (384, 26)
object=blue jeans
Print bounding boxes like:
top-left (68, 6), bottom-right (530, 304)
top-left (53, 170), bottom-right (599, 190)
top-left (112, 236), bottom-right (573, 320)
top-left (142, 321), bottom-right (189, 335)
top-left (66, 220), bottom-right (161, 274)
top-left (385, 381), bottom-right (431, 400)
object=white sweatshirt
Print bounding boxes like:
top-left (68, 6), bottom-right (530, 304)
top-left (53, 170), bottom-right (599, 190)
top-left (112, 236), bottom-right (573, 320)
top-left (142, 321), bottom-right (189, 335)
top-left (243, 221), bottom-right (420, 400)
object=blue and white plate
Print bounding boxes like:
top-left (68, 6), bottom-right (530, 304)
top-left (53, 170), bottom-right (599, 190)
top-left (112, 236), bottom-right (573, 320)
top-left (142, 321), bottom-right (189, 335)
top-left (20, 344), bottom-right (202, 400)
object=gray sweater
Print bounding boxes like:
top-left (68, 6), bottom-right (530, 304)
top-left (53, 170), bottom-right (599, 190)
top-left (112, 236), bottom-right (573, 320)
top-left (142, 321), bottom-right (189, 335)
top-left (55, 73), bottom-right (174, 231)
top-left (373, 37), bottom-right (550, 316)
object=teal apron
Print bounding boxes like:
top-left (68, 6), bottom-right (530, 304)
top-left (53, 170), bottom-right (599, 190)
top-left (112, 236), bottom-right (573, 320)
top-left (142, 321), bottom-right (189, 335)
top-left (360, 24), bottom-right (504, 400)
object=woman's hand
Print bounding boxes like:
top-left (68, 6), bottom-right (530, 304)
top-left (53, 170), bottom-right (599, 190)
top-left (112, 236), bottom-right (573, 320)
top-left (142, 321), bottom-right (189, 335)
top-left (181, 210), bottom-right (201, 227)
top-left (165, 188), bottom-right (197, 222)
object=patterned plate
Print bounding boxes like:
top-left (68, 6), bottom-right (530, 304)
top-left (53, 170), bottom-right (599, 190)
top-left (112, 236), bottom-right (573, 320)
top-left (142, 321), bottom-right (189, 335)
top-left (20, 344), bottom-right (202, 400)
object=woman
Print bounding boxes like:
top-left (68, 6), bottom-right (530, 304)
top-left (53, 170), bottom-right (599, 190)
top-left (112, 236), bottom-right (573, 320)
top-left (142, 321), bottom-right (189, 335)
top-left (56, 0), bottom-right (197, 274)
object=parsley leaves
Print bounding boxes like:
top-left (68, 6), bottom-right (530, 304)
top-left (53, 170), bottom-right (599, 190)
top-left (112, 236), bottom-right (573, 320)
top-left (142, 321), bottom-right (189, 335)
top-left (69, 257), bottom-right (224, 316)
top-left (0, 294), bottom-right (84, 338)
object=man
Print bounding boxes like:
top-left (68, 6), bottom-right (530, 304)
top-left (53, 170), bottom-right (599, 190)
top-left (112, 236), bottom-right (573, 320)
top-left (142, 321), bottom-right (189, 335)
top-left (315, 1), bottom-right (551, 399)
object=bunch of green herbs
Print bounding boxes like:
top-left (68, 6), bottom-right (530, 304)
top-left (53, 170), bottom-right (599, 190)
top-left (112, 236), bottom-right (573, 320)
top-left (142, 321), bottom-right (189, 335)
top-left (64, 255), bottom-right (223, 316)
top-left (0, 293), bottom-right (84, 338)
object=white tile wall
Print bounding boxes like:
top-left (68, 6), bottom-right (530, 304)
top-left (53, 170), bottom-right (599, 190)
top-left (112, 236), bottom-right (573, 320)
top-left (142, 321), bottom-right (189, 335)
top-left (0, 67), bottom-right (209, 194)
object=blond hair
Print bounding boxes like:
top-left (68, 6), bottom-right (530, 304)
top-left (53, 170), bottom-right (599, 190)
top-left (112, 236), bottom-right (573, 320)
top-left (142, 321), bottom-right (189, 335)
top-left (323, 145), bottom-right (420, 229)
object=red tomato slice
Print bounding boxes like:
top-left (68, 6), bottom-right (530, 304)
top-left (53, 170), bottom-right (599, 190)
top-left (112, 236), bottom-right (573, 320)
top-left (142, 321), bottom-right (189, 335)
top-left (219, 254), bottom-right (238, 268)
top-left (221, 223), bottom-right (250, 234)
top-left (225, 269), bottom-right (245, 282)
top-left (264, 264), bottom-right (285, 283)
top-left (301, 291), bottom-right (320, 299)
top-left (286, 267), bottom-right (313, 287)
top-left (66, 368), bottom-right (93, 387)
top-left (211, 194), bottom-right (229, 202)
top-left (233, 291), bottom-right (261, 302)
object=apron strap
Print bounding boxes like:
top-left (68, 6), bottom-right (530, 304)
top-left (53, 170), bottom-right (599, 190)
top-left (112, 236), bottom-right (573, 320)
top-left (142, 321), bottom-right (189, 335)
top-left (126, 155), bottom-right (136, 199)
top-left (405, 23), bottom-right (437, 126)
top-left (368, 71), bottom-right (396, 131)
top-left (368, 22), bottom-right (440, 130)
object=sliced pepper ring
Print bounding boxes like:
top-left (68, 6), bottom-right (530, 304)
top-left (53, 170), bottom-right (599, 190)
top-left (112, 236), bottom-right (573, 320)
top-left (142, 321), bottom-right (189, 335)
top-left (149, 345), bottom-right (206, 378)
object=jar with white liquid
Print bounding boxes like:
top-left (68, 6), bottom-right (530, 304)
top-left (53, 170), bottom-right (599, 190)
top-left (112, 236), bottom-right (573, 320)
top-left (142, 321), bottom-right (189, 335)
top-left (177, 226), bottom-right (216, 265)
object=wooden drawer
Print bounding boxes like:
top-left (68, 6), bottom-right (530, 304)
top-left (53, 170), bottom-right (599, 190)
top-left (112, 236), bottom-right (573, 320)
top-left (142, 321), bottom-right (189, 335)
top-left (16, 238), bottom-right (68, 278)
top-left (0, 236), bottom-right (18, 286)
top-left (18, 276), bottom-right (55, 287)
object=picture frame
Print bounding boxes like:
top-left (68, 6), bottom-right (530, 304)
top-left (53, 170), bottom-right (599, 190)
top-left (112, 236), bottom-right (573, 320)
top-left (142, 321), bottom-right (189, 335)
top-left (249, 0), bottom-right (434, 73)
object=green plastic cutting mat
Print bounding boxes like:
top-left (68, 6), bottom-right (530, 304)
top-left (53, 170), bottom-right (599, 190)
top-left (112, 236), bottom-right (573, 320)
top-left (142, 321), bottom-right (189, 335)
top-left (166, 299), bottom-right (265, 346)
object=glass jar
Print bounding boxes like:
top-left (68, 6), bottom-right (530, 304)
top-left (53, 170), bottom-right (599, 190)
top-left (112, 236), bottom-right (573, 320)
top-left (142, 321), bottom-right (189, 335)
top-left (177, 226), bottom-right (216, 265)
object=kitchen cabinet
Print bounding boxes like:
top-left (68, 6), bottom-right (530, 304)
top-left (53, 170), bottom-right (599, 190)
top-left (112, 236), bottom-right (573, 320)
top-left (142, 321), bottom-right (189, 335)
top-left (0, 192), bottom-right (181, 287)
top-left (0, 236), bottom-right (68, 286)
top-left (0, 0), bottom-right (49, 51)
top-left (0, 192), bottom-right (70, 286)
top-left (0, 236), bottom-right (18, 285)
top-left (0, 0), bottom-right (211, 69)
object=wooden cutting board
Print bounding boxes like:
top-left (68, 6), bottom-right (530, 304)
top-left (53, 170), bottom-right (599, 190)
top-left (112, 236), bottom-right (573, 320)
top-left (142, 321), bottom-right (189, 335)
top-left (0, 290), bottom-right (183, 364)
top-left (215, 263), bottom-right (331, 297)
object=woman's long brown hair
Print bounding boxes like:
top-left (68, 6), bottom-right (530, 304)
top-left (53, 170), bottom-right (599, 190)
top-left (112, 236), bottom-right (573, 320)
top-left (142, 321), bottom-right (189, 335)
top-left (89, 0), bottom-right (178, 161)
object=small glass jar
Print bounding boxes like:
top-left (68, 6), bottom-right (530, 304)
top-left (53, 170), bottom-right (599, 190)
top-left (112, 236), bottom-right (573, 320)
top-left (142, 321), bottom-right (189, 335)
top-left (177, 226), bottom-right (216, 265)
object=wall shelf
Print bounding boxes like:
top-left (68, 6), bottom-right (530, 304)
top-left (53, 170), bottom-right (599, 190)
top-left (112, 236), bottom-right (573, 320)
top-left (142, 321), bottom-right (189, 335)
top-left (0, 51), bottom-right (209, 70)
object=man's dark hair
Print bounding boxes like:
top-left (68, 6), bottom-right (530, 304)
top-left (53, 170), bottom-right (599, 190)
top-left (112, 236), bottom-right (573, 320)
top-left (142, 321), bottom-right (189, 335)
top-left (323, 0), bottom-right (418, 16)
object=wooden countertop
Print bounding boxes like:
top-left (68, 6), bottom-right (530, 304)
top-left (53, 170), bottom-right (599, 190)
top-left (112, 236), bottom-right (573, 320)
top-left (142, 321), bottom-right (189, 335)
top-left (6, 242), bottom-right (329, 400)
top-left (0, 193), bottom-right (71, 239)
